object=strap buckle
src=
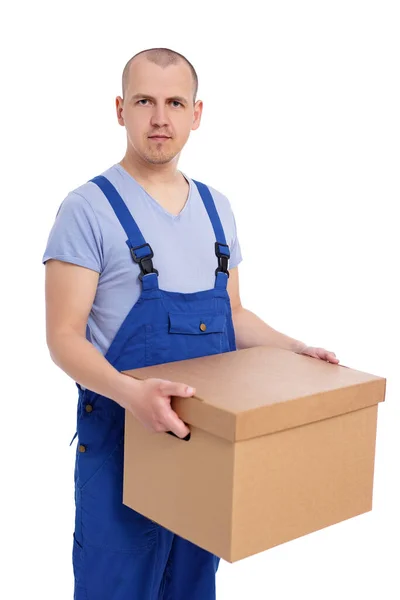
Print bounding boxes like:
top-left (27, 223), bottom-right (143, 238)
top-left (215, 242), bottom-right (230, 277)
top-left (130, 243), bottom-right (159, 281)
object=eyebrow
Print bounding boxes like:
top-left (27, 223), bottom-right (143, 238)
top-left (130, 93), bottom-right (188, 106)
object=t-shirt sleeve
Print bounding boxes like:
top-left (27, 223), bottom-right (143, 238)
top-left (42, 191), bottom-right (103, 273)
top-left (229, 211), bottom-right (243, 269)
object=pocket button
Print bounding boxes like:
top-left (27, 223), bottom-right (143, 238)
top-left (199, 323), bottom-right (207, 332)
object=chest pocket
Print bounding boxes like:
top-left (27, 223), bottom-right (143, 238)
top-left (169, 312), bottom-right (226, 335)
top-left (145, 311), bottom-right (230, 366)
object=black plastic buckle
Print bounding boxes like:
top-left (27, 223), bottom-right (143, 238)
top-left (130, 243), bottom-right (159, 281)
top-left (215, 242), bottom-right (230, 277)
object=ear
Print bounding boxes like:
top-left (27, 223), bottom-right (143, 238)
top-left (115, 96), bottom-right (125, 126)
top-left (191, 99), bottom-right (203, 131)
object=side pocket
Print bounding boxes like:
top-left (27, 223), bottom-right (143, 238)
top-left (78, 437), bottom-right (158, 553)
top-left (77, 428), bottom-right (124, 492)
top-left (72, 534), bottom-right (85, 595)
top-left (75, 405), bottom-right (124, 491)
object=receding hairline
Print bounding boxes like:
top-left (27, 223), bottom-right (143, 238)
top-left (122, 48), bottom-right (198, 103)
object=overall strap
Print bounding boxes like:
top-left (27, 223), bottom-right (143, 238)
top-left (89, 175), bottom-right (159, 287)
top-left (192, 180), bottom-right (230, 289)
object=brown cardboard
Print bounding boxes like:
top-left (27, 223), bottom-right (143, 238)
top-left (122, 346), bottom-right (386, 562)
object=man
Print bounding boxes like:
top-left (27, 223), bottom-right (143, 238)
top-left (43, 47), bottom-right (338, 600)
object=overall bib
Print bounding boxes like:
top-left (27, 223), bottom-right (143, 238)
top-left (72, 175), bottom-right (236, 599)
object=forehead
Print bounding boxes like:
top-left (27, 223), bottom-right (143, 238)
top-left (126, 57), bottom-right (193, 97)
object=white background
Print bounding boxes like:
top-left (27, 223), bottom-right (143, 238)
top-left (2, 1), bottom-right (399, 598)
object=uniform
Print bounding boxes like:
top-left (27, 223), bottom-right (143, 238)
top-left (43, 164), bottom-right (243, 599)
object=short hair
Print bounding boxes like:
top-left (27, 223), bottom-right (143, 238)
top-left (122, 48), bottom-right (198, 103)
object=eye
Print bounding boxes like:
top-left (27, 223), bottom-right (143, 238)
top-left (137, 99), bottom-right (150, 105)
top-left (171, 100), bottom-right (183, 107)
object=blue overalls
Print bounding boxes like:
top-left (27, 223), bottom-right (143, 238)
top-left (72, 175), bottom-right (236, 599)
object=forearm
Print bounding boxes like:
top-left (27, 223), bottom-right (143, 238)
top-left (47, 330), bottom-right (139, 406)
top-left (232, 306), bottom-right (307, 353)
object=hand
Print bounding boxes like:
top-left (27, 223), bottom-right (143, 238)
top-left (297, 345), bottom-right (339, 364)
top-left (128, 378), bottom-right (195, 439)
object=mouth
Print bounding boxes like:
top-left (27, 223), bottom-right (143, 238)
top-left (148, 135), bottom-right (171, 141)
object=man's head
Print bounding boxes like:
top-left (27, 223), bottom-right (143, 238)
top-left (116, 48), bottom-right (203, 166)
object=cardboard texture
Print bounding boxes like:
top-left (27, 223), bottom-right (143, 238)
top-left (122, 346), bottom-right (385, 562)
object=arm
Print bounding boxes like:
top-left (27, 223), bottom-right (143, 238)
top-left (45, 259), bottom-right (138, 405)
top-left (227, 267), bottom-right (339, 362)
top-left (45, 259), bottom-right (194, 436)
top-left (227, 267), bottom-right (306, 353)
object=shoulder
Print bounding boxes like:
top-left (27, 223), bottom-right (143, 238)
top-left (189, 179), bottom-right (241, 249)
top-left (56, 166), bottom-right (125, 226)
top-left (207, 184), bottom-right (232, 210)
top-left (66, 164), bottom-right (123, 206)
top-left (68, 179), bottom-right (108, 210)
top-left (191, 178), bottom-right (235, 217)
top-left (196, 182), bottom-right (238, 237)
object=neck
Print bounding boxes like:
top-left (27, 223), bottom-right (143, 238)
top-left (119, 148), bottom-right (182, 186)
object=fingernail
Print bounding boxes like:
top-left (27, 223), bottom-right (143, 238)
top-left (186, 387), bottom-right (194, 394)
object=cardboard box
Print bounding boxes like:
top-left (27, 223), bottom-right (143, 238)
top-left (122, 346), bottom-right (385, 563)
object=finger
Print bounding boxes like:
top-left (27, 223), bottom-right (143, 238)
top-left (327, 354), bottom-right (340, 363)
top-left (159, 380), bottom-right (196, 399)
top-left (320, 349), bottom-right (339, 363)
top-left (161, 406), bottom-right (190, 439)
top-left (304, 348), bottom-right (319, 358)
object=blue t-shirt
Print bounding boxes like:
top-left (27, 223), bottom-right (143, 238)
top-left (42, 163), bottom-right (243, 355)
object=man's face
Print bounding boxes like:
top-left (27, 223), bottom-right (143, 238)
top-left (116, 58), bottom-right (202, 165)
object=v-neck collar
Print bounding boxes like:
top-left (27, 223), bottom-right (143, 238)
top-left (114, 163), bottom-right (193, 220)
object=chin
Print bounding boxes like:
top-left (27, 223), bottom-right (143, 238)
top-left (143, 151), bottom-right (180, 165)
top-left (142, 156), bottom-right (170, 165)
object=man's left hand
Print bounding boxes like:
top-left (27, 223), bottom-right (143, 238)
top-left (297, 346), bottom-right (339, 364)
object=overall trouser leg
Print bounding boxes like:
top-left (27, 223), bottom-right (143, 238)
top-left (161, 535), bottom-right (220, 600)
top-left (73, 422), bottom-right (176, 600)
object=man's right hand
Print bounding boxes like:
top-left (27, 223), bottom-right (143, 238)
top-left (122, 377), bottom-right (195, 439)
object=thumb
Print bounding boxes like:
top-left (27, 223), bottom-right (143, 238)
top-left (159, 380), bottom-right (196, 399)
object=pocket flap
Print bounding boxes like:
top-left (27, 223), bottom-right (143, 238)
top-left (168, 312), bottom-right (227, 335)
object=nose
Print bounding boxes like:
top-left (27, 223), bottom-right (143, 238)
top-left (150, 104), bottom-right (170, 128)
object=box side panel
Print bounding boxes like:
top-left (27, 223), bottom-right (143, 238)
top-left (123, 413), bottom-right (234, 560)
top-left (231, 405), bottom-right (379, 562)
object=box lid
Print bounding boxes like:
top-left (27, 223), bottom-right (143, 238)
top-left (123, 347), bottom-right (386, 442)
